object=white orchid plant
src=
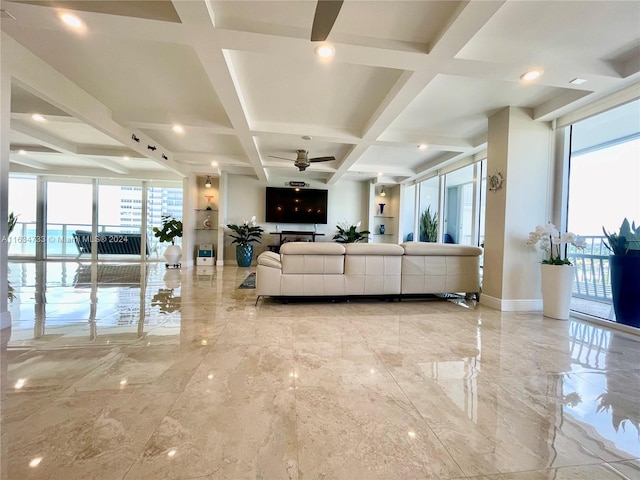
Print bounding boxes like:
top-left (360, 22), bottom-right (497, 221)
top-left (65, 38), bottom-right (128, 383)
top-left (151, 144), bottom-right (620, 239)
top-left (527, 223), bottom-right (586, 265)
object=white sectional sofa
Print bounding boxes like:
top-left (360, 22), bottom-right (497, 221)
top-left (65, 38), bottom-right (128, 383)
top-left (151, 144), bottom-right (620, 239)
top-left (256, 241), bottom-right (482, 302)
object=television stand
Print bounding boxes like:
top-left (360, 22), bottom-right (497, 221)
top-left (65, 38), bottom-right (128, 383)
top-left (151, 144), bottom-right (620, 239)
top-left (271, 230), bottom-right (325, 246)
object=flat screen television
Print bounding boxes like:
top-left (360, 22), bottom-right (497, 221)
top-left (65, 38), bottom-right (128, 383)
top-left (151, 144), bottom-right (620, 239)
top-left (265, 187), bottom-right (328, 224)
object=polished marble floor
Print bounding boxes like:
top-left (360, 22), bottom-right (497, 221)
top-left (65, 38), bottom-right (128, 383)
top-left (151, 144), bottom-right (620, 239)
top-left (1, 261), bottom-right (639, 479)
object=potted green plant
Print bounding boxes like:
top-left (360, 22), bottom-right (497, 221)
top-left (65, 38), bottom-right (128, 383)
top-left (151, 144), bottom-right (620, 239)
top-left (603, 218), bottom-right (640, 327)
top-left (527, 223), bottom-right (586, 320)
top-left (153, 215), bottom-right (183, 268)
top-left (420, 206), bottom-right (437, 242)
top-left (227, 216), bottom-right (264, 267)
top-left (333, 221), bottom-right (370, 243)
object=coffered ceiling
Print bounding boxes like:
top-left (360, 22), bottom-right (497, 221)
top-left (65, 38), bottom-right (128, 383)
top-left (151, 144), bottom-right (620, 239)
top-left (3, 0), bottom-right (640, 184)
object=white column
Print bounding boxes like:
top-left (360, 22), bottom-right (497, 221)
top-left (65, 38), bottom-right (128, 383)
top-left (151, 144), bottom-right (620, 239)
top-left (481, 107), bottom-right (554, 311)
top-left (0, 45), bottom-right (11, 330)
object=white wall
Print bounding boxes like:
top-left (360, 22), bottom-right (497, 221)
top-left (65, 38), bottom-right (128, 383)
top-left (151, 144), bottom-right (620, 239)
top-left (223, 174), bottom-right (368, 263)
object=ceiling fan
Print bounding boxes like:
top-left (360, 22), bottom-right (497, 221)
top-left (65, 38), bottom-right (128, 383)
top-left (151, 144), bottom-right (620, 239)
top-left (311, 0), bottom-right (343, 41)
top-left (269, 150), bottom-right (336, 171)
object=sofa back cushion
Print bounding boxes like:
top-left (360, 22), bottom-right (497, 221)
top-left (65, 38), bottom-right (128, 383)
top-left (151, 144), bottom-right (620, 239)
top-left (344, 243), bottom-right (403, 295)
top-left (401, 242), bottom-right (482, 256)
top-left (280, 242), bottom-right (345, 274)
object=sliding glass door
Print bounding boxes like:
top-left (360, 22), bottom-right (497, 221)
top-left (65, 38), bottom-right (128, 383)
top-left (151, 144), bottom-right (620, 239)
top-left (567, 99), bottom-right (640, 321)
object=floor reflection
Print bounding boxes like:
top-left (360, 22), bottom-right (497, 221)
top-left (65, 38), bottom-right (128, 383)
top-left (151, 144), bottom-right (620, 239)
top-left (2, 261), bottom-right (639, 479)
top-left (564, 323), bottom-right (640, 457)
top-left (7, 262), bottom-right (187, 347)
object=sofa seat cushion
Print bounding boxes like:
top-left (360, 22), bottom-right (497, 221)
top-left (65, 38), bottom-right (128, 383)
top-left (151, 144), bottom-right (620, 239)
top-left (401, 242), bottom-right (482, 256)
top-left (280, 241), bottom-right (345, 275)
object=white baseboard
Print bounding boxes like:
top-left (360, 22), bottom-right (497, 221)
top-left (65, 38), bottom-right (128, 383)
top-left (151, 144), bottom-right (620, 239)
top-left (480, 295), bottom-right (543, 312)
top-left (0, 311), bottom-right (11, 330)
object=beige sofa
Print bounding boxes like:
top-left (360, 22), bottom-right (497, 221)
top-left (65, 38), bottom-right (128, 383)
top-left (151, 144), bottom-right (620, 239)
top-left (256, 241), bottom-right (482, 302)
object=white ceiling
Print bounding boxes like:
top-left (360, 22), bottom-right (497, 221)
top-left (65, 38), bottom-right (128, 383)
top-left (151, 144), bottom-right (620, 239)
top-left (3, 0), bottom-right (640, 184)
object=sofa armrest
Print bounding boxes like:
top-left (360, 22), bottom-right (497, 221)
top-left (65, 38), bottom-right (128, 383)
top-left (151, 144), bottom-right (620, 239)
top-left (257, 251), bottom-right (282, 269)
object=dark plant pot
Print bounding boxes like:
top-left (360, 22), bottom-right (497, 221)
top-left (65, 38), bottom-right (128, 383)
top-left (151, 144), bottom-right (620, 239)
top-left (610, 255), bottom-right (640, 327)
top-left (236, 244), bottom-right (253, 267)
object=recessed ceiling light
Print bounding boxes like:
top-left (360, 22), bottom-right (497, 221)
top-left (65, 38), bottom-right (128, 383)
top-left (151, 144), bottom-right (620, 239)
top-left (172, 124), bottom-right (184, 133)
top-left (314, 43), bottom-right (335, 58)
top-left (520, 69), bottom-right (543, 81)
top-left (60, 13), bottom-right (83, 29)
top-left (418, 144), bottom-right (428, 150)
top-left (18, 149), bottom-right (27, 155)
top-left (210, 161), bottom-right (218, 167)
top-left (123, 156), bottom-right (130, 161)
top-left (29, 457), bottom-right (42, 468)
top-left (31, 113), bottom-right (45, 122)
top-left (377, 172), bottom-right (383, 177)
top-left (569, 78), bottom-right (587, 85)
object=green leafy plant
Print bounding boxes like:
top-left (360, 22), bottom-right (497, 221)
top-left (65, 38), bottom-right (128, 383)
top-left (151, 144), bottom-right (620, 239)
top-left (152, 215), bottom-right (183, 245)
top-left (420, 206), bottom-right (438, 242)
top-left (526, 223), bottom-right (586, 265)
top-left (333, 221), bottom-right (370, 243)
top-left (603, 218), bottom-right (640, 256)
top-left (8, 212), bottom-right (18, 236)
top-left (227, 216), bottom-right (264, 246)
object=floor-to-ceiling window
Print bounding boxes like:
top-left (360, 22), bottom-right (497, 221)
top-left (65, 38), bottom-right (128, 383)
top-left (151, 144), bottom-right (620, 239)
top-left (566, 99), bottom-right (640, 322)
top-left (417, 176), bottom-right (439, 242)
top-left (401, 158), bottom-right (486, 250)
top-left (146, 185), bottom-right (183, 251)
top-left (442, 165), bottom-right (476, 245)
top-left (46, 180), bottom-right (93, 258)
top-left (7, 174), bottom-right (37, 257)
top-left (7, 175), bottom-right (183, 260)
top-left (400, 184), bottom-right (416, 242)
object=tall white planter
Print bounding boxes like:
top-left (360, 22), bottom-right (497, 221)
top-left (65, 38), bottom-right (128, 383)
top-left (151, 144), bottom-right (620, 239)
top-left (540, 264), bottom-right (574, 320)
top-left (163, 244), bottom-right (182, 268)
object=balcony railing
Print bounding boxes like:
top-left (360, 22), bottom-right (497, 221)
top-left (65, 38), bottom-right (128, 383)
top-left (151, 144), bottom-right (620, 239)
top-left (7, 222), bottom-right (159, 258)
top-left (567, 236), bottom-right (612, 303)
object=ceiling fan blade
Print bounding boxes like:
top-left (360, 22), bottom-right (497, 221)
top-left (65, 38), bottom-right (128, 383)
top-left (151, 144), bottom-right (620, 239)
top-left (268, 155), bottom-right (294, 161)
top-left (310, 0), bottom-right (343, 41)
top-left (309, 156), bottom-right (336, 162)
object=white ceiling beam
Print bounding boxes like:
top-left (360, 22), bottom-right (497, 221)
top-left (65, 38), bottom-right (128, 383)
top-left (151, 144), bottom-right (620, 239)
top-left (9, 154), bottom-right (49, 170)
top-left (250, 123), bottom-right (361, 144)
top-left (8, 163), bottom-right (180, 181)
top-left (3, 33), bottom-right (188, 176)
top-left (11, 120), bottom-right (130, 174)
top-left (374, 133), bottom-right (473, 152)
top-left (11, 120), bottom-right (78, 153)
top-left (75, 146), bottom-right (144, 159)
top-left (169, 1), bottom-right (267, 181)
top-left (116, 118), bottom-right (236, 136)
